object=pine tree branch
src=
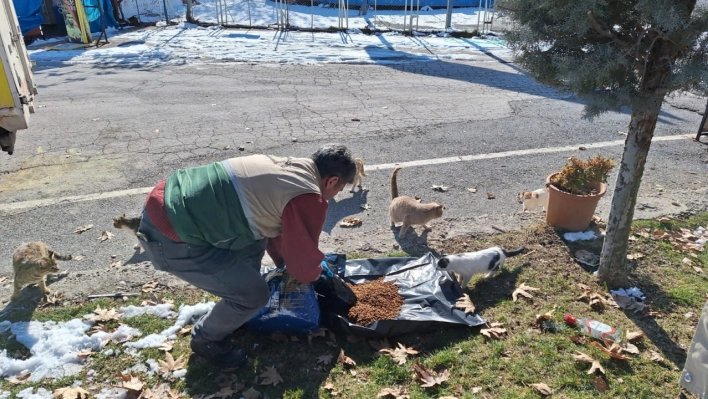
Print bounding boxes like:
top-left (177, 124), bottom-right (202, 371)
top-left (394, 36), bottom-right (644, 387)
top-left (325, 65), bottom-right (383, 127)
top-left (586, 10), bottom-right (634, 49)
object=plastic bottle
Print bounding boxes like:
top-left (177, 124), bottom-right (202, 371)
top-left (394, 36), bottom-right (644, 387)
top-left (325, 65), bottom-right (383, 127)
top-left (563, 314), bottom-right (623, 343)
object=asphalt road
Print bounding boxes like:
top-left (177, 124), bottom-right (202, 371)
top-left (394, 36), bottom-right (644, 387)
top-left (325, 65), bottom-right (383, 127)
top-left (1, 55), bottom-right (707, 278)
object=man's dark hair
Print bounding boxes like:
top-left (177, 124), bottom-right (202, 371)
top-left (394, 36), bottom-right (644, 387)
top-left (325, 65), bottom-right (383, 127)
top-left (311, 143), bottom-right (357, 184)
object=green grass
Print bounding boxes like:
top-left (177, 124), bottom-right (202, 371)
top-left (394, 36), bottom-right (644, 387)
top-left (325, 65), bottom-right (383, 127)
top-left (2, 214), bottom-right (708, 398)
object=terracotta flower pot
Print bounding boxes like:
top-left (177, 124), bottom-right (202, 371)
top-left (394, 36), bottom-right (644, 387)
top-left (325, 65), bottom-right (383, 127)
top-left (545, 173), bottom-right (607, 232)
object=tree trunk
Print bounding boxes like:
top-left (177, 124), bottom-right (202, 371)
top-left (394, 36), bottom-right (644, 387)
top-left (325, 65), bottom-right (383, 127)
top-left (186, 0), bottom-right (194, 23)
top-left (597, 94), bottom-right (664, 288)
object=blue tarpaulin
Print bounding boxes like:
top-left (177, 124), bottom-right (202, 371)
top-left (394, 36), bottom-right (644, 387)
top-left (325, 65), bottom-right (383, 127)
top-left (14, 0), bottom-right (118, 35)
top-left (84, 0), bottom-right (119, 32)
top-left (12, 0), bottom-right (44, 35)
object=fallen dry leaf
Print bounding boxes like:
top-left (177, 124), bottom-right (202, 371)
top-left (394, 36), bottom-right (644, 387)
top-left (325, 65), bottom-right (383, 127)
top-left (655, 216), bottom-right (671, 223)
top-left (379, 343), bottom-right (419, 365)
top-left (339, 217), bottom-right (362, 227)
top-left (369, 338), bottom-right (391, 351)
top-left (178, 326), bottom-right (192, 336)
top-left (647, 311), bottom-right (662, 317)
top-left (626, 331), bottom-right (644, 342)
top-left (73, 255), bottom-right (86, 261)
top-left (535, 306), bottom-right (557, 323)
top-left (213, 381), bottom-right (244, 399)
top-left (626, 253), bottom-right (645, 260)
top-left (454, 294), bottom-right (475, 314)
top-left (466, 187), bottom-right (478, 193)
top-left (259, 366), bottom-right (283, 386)
top-left (649, 350), bottom-right (665, 362)
top-left (412, 360), bottom-right (450, 388)
top-left (573, 352), bottom-right (605, 375)
top-left (694, 266), bottom-right (704, 273)
top-left (110, 260), bottom-right (123, 268)
top-left (158, 353), bottom-right (186, 373)
top-left (377, 387), bottom-right (409, 399)
top-left (142, 281), bottom-right (159, 293)
top-left (158, 340), bottom-right (174, 352)
top-left (240, 387), bottom-right (261, 399)
top-left (74, 224), bottom-right (94, 234)
top-left (622, 342), bottom-right (640, 355)
top-left (308, 329), bottom-right (326, 344)
top-left (76, 348), bottom-right (93, 359)
top-left (683, 257), bottom-right (695, 266)
top-left (432, 185), bottom-right (448, 192)
top-left (530, 383), bottom-right (553, 396)
top-left (53, 387), bottom-right (90, 399)
top-left (38, 292), bottom-right (63, 308)
top-left (589, 341), bottom-right (631, 360)
top-left (113, 373), bottom-right (144, 392)
top-left (7, 372), bottom-right (31, 385)
top-left (85, 306), bottom-right (123, 322)
top-left (337, 349), bottom-right (357, 367)
top-left (0, 276), bottom-right (8, 284)
top-left (590, 375), bottom-right (609, 392)
top-left (98, 231), bottom-right (115, 241)
top-left (512, 283), bottom-right (539, 301)
top-left (317, 354), bottom-right (333, 365)
top-left (486, 192), bottom-right (495, 199)
top-left (480, 322), bottom-right (507, 339)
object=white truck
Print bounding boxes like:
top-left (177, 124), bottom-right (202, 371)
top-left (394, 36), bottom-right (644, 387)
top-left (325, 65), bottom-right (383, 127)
top-left (0, 0), bottom-right (37, 155)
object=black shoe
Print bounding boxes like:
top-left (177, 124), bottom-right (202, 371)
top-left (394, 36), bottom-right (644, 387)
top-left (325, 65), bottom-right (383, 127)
top-left (190, 336), bottom-right (248, 367)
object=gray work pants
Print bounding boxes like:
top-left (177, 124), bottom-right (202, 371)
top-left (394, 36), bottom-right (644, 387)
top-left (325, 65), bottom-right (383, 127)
top-left (138, 211), bottom-right (270, 342)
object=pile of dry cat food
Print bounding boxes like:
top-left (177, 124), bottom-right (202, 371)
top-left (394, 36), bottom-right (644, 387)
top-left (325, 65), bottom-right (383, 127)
top-left (346, 278), bottom-right (404, 326)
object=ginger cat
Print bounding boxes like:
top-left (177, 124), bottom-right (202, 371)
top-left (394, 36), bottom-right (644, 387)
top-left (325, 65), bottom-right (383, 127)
top-left (12, 242), bottom-right (72, 301)
top-left (349, 157), bottom-right (367, 193)
top-left (388, 166), bottom-right (444, 236)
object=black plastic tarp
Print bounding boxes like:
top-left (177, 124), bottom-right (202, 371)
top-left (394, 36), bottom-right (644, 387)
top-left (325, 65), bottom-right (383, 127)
top-left (318, 253), bottom-right (487, 338)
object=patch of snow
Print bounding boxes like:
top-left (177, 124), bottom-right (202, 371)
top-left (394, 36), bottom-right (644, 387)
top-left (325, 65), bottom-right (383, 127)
top-left (146, 358), bottom-right (160, 375)
top-left (0, 391), bottom-right (10, 399)
top-left (611, 287), bottom-right (646, 300)
top-left (125, 302), bottom-right (214, 349)
top-left (173, 369), bottom-right (188, 379)
top-left (0, 319), bottom-right (109, 381)
top-left (123, 362), bottom-right (149, 375)
top-left (119, 303), bottom-right (177, 319)
top-left (563, 231), bottom-right (597, 241)
top-left (16, 388), bottom-right (51, 399)
top-left (125, 333), bottom-right (168, 349)
top-left (95, 388), bottom-right (128, 399)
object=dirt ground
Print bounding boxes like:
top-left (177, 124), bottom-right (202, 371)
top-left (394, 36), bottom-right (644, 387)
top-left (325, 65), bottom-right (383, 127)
top-left (0, 191), bottom-right (701, 314)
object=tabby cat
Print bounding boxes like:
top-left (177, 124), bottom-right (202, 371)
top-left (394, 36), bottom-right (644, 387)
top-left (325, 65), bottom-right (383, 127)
top-left (12, 242), bottom-right (72, 301)
top-left (389, 166), bottom-right (444, 236)
top-left (113, 214), bottom-right (142, 251)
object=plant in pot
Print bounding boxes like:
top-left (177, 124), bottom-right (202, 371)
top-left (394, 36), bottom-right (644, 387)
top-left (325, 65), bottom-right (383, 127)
top-left (546, 155), bottom-right (615, 232)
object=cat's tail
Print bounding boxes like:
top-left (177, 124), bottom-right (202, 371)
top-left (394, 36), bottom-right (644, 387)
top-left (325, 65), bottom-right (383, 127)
top-left (502, 246), bottom-right (526, 257)
top-left (391, 166), bottom-right (403, 200)
top-left (360, 163), bottom-right (367, 177)
top-left (50, 251), bottom-right (72, 261)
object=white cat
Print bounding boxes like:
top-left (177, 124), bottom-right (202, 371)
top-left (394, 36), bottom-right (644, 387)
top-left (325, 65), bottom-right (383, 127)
top-left (516, 188), bottom-right (548, 212)
top-left (436, 246), bottom-right (525, 288)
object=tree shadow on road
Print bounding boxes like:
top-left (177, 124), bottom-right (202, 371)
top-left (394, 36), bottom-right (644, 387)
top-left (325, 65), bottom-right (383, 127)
top-left (363, 44), bottom-right (686, 125)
